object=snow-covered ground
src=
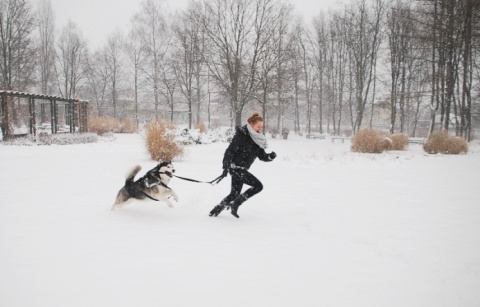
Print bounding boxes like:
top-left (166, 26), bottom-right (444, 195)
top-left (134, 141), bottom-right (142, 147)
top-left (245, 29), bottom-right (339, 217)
top-left (1, 133), bottom-right (479, 307)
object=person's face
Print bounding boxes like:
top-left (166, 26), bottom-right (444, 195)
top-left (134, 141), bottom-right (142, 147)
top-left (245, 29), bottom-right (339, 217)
top-left (252, 121), bottom-right (263, 133)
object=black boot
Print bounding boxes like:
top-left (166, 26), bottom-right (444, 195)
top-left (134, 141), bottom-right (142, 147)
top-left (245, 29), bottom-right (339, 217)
top-left (209, 201), bottom-right (228, 217)
top-left (230, 195), bottom-right (247, 218)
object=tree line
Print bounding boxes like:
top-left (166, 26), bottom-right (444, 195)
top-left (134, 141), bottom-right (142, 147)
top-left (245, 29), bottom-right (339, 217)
top-left (1, 0), bottom-right (479, 139)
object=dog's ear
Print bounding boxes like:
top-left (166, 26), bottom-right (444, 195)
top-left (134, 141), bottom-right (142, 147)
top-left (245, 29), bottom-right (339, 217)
top-left (157, 161), bottom-right (169, 168)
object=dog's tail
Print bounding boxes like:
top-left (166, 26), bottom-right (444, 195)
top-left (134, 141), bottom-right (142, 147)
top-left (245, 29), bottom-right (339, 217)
top-left (126, 165), bottom-right (142, 183)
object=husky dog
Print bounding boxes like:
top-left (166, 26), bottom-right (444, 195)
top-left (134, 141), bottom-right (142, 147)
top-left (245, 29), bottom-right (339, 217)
top-left (112, 161), bottom-right (179, 210)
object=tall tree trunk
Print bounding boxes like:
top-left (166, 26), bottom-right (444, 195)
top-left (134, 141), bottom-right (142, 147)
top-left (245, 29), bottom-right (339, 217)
top-left (443, 0), bottom-right (456, 131)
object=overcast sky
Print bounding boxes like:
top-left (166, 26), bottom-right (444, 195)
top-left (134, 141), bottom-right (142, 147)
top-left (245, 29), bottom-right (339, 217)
top-left (49, 0), bottom-right (340, 49)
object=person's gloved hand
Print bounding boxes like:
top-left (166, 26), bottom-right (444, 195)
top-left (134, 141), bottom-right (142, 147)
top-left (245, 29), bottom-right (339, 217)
top-left (222, 168), bottom-right (229, 177)
top-left (269, 152), bottom-right (277, 160)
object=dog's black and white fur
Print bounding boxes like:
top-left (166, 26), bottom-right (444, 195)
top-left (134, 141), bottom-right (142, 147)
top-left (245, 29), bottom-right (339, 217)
top-left (112, 162), bottom-right (179, 210)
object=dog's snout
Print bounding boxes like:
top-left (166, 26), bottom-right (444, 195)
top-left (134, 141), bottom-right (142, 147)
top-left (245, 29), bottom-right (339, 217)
top-left (172, 169), bottom-right (175, 173)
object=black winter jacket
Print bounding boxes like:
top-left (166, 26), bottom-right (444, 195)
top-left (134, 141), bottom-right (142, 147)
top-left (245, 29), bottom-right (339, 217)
top-left (223, 125), bottom-right (273, 170)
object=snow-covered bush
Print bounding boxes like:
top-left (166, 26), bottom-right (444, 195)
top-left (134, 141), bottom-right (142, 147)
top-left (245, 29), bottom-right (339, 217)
top-left (46, 133), bottom-right (98, 145)
top-left (200, 128), bottom-right (229, 144)
top-left (177, 128), bottom-right (201, 145)
top-left (39, 133), bottom-right (98, 145)
top-left (423, 131), bottom-right (468, 154)
top-left (2, 133), bottom-right (98, 145)
top-left (146, 120), bottom-right (184, 161)
top-left (351, 128), bottom-right (391, 153)
top-left (174, 127), bottom-right (233, 145)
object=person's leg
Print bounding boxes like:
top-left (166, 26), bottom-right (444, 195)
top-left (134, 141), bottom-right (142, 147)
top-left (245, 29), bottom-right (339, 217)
top-left (230, 170), bottom-right (263, 218)
top-left (239, 171), bottom-right (263, 199)
top-left (209, 172), bottom-right (243, 217)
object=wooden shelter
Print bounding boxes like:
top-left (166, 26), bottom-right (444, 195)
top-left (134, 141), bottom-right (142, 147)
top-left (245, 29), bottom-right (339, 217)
top-left (0, 90), bottom-right (89, 139)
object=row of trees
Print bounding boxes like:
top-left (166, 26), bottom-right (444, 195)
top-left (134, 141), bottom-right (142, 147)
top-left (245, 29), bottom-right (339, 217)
top-left (0, 0), bottom-right (479, 139)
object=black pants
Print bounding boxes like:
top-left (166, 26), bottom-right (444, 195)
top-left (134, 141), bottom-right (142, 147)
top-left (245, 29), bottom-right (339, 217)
top-left (221, 168), bottom-right (263, 205)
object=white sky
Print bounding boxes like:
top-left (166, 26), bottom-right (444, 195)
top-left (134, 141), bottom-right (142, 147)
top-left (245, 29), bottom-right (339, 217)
top-left (49, 0), bottom-right (340, 49)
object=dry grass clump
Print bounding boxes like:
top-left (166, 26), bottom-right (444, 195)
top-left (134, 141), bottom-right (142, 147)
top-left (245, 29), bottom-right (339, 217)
top-left (351, 128), bottom-right (392, 153)
top-left (88, 117), bottom-right (139, 134)
top-left (447, 136), bottom-right (469, 154)
top-left (423, 131), bottom-right (468, 154)
top-left (195, 122), bottom-right (207, 133)
top-left (146, 120), bottom-right (183, 161)
top-left (121, 119), bottom-right (138, 133)
top-left (88, 117), bottom-right (121, 135)
top-left (390, 133), bottom-right (409, 151)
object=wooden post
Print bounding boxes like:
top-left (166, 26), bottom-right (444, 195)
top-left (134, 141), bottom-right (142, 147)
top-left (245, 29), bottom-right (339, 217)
top-left (69, 102), bottom-right (73, 133)
top-left (29, 97), bottom-right (37, 135)
top-left (79, 102), bottom-right (88, 133)
top-left (0, 93), bottom-right (5, 139)
top-left (50, 99), bottom-right (54, 134)
top-left (2, 94), bottom-right (13, 139)
top-left (70, 102), bottom-right (77, 133)
top-left (54, 100), bottom-right (58, 133)
top-left (1, 93), bottom-right (5, 138)
top-left (50, 99), bottom-right (58, 134)
top-left (40, 102), bottom-right (46, 124)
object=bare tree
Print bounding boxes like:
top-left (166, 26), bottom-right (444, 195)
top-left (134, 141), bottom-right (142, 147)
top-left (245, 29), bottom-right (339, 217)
top-left (172, 2), bottom-right (204, 128)
top-left (332, 14), bottom-right (348, 135)
top-left (342, 0), bottom-right (384, 133)
top-left (314, 11), bottom-right (348, 136)
top-left (103, 30), bottom-right (124, 118)
top-left (253, 2), bottom-right (292, 133)
top-left (84, 50), bottom-right (109, 117)
top-left (387, 0), bottom-right (415, 133)
top-left (459, 0), bottom-right (477, 140)
top-left (312, 13), bottom-right (328, 134)
top-left (273, 6), bottom-right (294, 133)
top-left (415, 0), bottom-right (479, 138)
top-left (294, 20), bottom-right (317, 135)
top-left (160, 57), bottom-right (177, 123)
top-left (55, 21), bottom-right (88, 99)
top-left (201, 0), bottom-right (288, 126)
top-left (133, 0), bottom-right (171, 119)
top-left (124, 24), bottom-right (147, 124)
top-left (36, 0), bottom-right (55, 95)
top-left (290, 25), bottom-right (302, 134)
top-left (0, 0), bottom-right (36, 138)
top-left (0, 0), bottom-right (36, 90)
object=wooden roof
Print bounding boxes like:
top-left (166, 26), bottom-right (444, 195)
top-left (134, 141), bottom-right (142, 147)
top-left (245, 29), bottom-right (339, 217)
top-left (0, 90), bottom-right (88, 103)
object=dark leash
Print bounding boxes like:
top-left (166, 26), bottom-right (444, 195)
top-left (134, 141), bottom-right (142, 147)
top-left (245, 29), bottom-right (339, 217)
top-left (152, 168), bottom-right (225, 186)
top-left (141, 190), bottom-right (160, 201)
top-left (173, 174), bottom-right (226, 185)
top-left (140, 182), bottom-right (173, 202)
top-left (141, 172), bottom-right (225, 202)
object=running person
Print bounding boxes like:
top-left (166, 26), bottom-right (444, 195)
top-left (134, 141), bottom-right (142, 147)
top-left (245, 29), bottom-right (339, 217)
top-left (209, 112), bottom-right (276, 218)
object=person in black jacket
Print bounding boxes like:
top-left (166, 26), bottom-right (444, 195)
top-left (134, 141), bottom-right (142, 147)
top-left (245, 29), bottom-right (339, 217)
top-left (209, 112), bottom-right (276, 218)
